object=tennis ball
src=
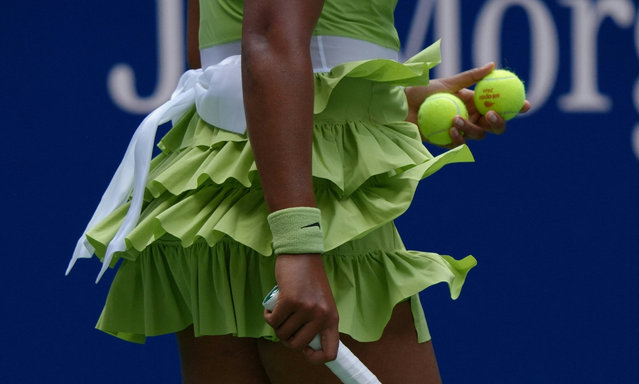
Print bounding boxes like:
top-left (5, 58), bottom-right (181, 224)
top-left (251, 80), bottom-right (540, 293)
top-left (473, 69), bottom-right (526, 121)
top-left (417, 93), bottom-right (468, 146)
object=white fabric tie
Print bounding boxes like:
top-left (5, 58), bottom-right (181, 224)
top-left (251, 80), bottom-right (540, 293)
top-left (67, 56), bottom-right (245, 282)
top-left (194, 56), bottom-right (246, 132)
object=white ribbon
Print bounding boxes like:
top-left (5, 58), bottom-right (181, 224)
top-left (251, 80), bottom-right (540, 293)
top-left (194, 56), bottom-right (246, 132)
top-left (67, 56), bottom-right (246, 282)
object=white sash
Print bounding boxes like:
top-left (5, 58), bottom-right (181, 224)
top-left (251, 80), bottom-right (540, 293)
top-left (67, 57), bottom-right (245, 282)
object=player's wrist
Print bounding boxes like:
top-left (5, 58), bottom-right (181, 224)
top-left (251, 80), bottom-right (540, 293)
top-left (267, 206), bottom-right (324, 255)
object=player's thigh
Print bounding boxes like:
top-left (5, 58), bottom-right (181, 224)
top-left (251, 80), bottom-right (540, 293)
top-left (176, 325), bottom-right (271, 384)
top-left (341, 300), bottom-right (442, 383)
top-left (257, 337), bottom-right (341, 384)
top-left (257, 301), bottom-right (441, 384)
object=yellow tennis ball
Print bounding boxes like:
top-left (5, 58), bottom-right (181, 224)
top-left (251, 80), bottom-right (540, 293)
top-left (417, 93), bottom-right (468, 146)
top-left (474, 69), bottom-right (526, 121)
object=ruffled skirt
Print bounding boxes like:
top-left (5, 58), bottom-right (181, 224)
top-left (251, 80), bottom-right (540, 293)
top-left (87, 56), bottom-right (476, 343)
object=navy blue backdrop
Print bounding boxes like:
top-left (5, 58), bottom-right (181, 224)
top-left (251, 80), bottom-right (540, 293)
top-left (3, 0), bottom-right (638, 382)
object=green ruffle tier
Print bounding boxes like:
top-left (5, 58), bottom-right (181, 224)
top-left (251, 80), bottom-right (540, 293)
top-left (96, 223), bottom-right (475, 344)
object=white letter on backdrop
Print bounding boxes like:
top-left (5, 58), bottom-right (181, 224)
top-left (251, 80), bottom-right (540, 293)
top-left (558, 0), bottom-right (635, 112)
top-left (633, 7), bottom-right (639, 161)
top-left (402, 0), bottom-right (462, 77)
top-left (473, 0), bottom-right (559, 113)
top-left (107, 0), bottom-right (184, 114)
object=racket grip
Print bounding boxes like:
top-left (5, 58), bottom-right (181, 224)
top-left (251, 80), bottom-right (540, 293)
top-left (262, 286), bottom-right (381, 384)
top-left (327, 341), bottom-right (381, 384)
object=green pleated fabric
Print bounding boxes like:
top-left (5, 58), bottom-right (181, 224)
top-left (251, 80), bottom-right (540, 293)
top-left (88, 43), bottom-right (478, 343)
top-left (97, 223), bottom-right (476, 344)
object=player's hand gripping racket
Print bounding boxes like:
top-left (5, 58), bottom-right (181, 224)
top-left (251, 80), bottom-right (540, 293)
top-left (262, 286), bottom-right (381, 384)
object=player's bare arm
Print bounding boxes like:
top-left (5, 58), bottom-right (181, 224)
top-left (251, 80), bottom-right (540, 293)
top-left (241, 0), bottom-right (339, 364)
top-left (187, 0), bottom-right (201, 69)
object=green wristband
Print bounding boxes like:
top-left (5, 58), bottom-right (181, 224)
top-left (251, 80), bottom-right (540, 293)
top-left (267, 207), bottom-right (324, 255)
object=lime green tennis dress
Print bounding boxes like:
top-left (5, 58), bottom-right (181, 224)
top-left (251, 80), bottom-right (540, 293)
top-left (85, 0), bottom-right (477, 344)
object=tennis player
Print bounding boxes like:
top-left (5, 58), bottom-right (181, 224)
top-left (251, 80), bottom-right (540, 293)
top-left (69, 0), bottom-right (529, 382)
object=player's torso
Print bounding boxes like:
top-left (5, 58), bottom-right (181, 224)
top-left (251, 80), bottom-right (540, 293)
top-left (198, 0), bottom-right (400, 50)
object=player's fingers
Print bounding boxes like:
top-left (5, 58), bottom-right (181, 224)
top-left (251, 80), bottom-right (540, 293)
top-left (456, 88), bottom-right (475, 104)
top-left (303, 328), bottom-right (339, 364)
top-left (447, 126), bottom-right (466, 148)
top-left (453, 116), bottom-right (486, 141)
top-left (321, 326), bottom-right (340, 362)
top-left (303, 345), bottom-right (337, 365)
top-left (285, 318), bottom-right (326, 351)
top-left (263, 303), bottom-right (295, 331)
top-left (441, 62), bottom-right (495, 92)
top-left (481, 111), bottom-right (506, 134)
top-left (478, 102), bottom-right (528, 132)
top-left (271, 311), bottom-right (312, 348)
top-left (263, 307), bottom-right (282, 329)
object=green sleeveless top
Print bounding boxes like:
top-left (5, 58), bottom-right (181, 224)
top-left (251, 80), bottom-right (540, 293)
top-left (199, 0), bottom-right (400, 51)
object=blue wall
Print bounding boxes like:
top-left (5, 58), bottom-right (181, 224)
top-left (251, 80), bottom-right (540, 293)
top-left (3, 0), bottom-right (638, 382)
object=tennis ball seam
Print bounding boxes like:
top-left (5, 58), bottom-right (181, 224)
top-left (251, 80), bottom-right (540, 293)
top-left (478, 75), bottom-right (517, 81)
top-left (425, 94), bottom-right (464, 115)
top-left (424, 127), bottom-right (451, 138)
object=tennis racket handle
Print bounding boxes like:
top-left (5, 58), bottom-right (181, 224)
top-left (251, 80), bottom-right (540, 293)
top-left (263, 286), bottom-right (381, 384)
top-left (326, 341), bottom-right (381, 384)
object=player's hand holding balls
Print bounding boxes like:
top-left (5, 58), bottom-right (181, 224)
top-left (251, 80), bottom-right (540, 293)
top-left (405, 62), bottom-right (531, 148)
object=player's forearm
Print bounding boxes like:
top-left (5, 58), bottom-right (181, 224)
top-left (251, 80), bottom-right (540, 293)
top-left (241, 1), bottom-right (323, 212)
top-left (186, 0), bottom-right (200, 69)
top-left (242, 45), bottom-right (315, 211)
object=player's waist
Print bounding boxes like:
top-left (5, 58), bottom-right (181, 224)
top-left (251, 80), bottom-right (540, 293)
top-left (200, 36), bottom-right (399, 72)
